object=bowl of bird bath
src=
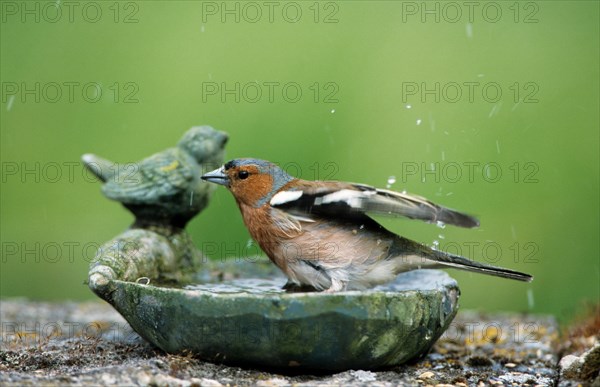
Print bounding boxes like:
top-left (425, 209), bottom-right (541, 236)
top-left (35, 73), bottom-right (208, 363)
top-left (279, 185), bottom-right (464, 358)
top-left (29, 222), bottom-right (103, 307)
top-left (89, 257), bottom-right (459, 371)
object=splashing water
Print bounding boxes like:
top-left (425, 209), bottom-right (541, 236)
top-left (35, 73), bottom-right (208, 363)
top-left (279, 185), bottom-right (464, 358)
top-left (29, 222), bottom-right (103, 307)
top-left (489, 103), bottom-right (503, 117)
top-left (432, 240), bottom-right (439, 250)
top-left (511, 100), bottom-right (522, 111)
top-left (386, 176), bottom-right (396, 189)
top-left (436, 221), bottom-right (446, 229)
top-left (465, 23), bottom-right (473, 38)
top-left (6, 95), bottom-right (14, 112)
top-left (527, 288), bottom-right (535, 309)
top-left (425, 329), bottom-right (433, 340)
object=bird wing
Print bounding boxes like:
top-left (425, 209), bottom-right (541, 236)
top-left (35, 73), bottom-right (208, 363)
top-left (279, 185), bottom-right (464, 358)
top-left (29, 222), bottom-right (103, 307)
top-left (269, 180), bottom-right (479, 228)
top-left (101, 148), bottom-right (196, 204)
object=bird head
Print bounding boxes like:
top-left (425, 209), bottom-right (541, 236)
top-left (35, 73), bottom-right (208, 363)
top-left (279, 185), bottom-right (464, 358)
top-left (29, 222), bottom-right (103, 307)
top-left (201, 158), bottom-right (294, 207)
top-left (178, 126), bottom-right (229, 168)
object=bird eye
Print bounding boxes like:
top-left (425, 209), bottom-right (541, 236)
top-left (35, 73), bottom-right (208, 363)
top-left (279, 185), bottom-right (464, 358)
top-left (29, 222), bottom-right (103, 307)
top-left (238, 170), bottom-right (249, 180)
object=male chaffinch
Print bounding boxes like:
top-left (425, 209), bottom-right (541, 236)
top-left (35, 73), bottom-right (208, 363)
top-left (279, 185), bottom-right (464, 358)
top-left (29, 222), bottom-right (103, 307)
top-left (202, 158), bottom-right (533, 292)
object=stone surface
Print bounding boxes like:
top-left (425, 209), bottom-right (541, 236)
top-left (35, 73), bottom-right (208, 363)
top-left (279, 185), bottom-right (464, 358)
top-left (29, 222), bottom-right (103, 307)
top-left (559, 354), bottom-right (584, 379)
top-left (559, 342), bottom-right (600, 384)
top-left (101, 269), bottom-right (459, 371)
top-left (0, 300), bottom-right (561, 386)
top-left (556, 305), bottom-right (600, 386)
top-left (88, 227), bottom-right (205, 296)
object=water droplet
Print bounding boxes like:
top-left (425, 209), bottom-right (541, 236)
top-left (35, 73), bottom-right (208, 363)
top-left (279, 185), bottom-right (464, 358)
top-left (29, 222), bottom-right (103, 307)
top-left (489, 102), bottom-right (503, 117)
top-left (485, 166), bottom-right (493, 179)
top-left (527, 288), bottom-right (535, 309)
top-left (200, 25), bottom-right (205, 33)
top-left (359, 224), bottom-right (365, 229)
top-left (6, 95), bottom-right (14, 112)
top-left (436, 221), bottom-right (446, 229)
top-left (330, 109), bottom-right (336, 113)
top-left (416, 118), bottom-right (422, 125)
top-left (386, 175), bottom-right (396, 188)
top-left (405, 104), bottom-right (412, 109)
top-left (438, 234), bottom-right (445, 239)
top-left (428, 112), bottom-right (436, 132)
top-left (425, 329), bottom-right (432, 340)
top-left (465, 23), bottom-right (473, 38)
top-left (432, 240), bottom-right (439, 250)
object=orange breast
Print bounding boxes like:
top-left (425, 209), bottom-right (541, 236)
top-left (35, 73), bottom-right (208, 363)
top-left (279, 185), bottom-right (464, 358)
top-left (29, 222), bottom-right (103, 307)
top-left (237, 202), bottom-right (293, 273)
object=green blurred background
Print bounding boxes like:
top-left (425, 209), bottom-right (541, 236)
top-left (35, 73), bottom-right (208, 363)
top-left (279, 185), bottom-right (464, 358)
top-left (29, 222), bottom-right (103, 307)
top-left (1, 1), bottom-right (598, 323)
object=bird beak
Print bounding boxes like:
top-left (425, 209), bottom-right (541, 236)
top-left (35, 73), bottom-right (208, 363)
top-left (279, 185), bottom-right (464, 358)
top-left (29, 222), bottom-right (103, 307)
top-left (201, 166), bottom-right (229, 186)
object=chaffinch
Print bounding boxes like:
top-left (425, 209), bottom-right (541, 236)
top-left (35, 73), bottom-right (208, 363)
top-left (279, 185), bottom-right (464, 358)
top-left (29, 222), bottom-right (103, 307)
top-left (202, 158), bottom-right (533, 292)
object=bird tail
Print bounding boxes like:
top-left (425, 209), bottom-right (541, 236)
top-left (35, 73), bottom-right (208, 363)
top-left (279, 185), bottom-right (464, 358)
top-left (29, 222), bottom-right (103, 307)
top-left (394, 237), bottom-right (533, 282)
top-left (428, 248), bottom-right (533, 282)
